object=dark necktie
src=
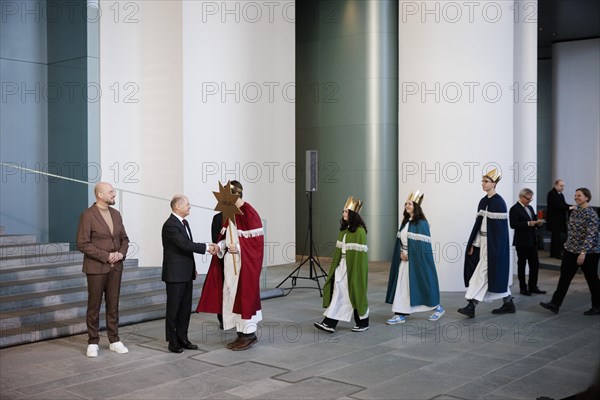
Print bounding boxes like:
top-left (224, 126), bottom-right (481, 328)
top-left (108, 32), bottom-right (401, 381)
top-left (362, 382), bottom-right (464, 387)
top-left (182, 219), bottom-right (193, 241)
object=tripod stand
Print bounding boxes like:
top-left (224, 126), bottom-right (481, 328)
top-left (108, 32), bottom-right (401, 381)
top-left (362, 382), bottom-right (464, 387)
top-left (276, 191), bottom-right (328, 296)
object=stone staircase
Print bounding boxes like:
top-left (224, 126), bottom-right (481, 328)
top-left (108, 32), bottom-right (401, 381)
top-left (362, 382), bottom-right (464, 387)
top-left (0, 228), bottom-right (193, 348)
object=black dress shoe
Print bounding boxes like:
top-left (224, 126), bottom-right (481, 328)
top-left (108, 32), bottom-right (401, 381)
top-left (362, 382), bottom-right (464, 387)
top-left (168, 342), bottom-right (183, 353)
top-left (520, 290), bottom-right (532, 296)
top-left (492, 299), bottom-right (516, 314)
top-left (458, 300), bottom-right (475, 318)
top-left (530, 288), bottom-right (547, 294)
top-left (180, 341), bottom-right (199, 350)
top-left (540, 301), bottom-right (559, 314)
top-left (583, 307), bottom-right (600, 316)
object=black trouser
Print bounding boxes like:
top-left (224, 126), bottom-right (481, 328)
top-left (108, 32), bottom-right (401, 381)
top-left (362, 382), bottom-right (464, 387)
top-left (165, 280), bottom-right (193, 345)
top-left (550, 251), bottom-right (600, 308)
top-left (323, 309), bottom-right (369, 328)
top-left (550, 230), bottom-right (566, 257)
top-left (515, 245), bottom-right (540, 291)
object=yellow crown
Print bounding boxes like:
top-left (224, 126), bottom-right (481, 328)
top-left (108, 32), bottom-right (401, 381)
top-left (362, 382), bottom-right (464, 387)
top-left (483, 168), bottom-right (502, 183)
top-left (344, 195), bottom-right (363, 214)
top-left (406, 190), bottom-right (424, 205)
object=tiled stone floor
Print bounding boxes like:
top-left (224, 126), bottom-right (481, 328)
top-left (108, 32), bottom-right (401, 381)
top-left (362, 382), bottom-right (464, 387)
top-left (1, 260), bottom-right (598, 400)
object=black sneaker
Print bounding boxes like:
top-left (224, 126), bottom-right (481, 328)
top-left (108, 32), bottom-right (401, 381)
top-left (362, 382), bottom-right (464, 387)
top-left (351, 325), bottom-right (369, 332)
top-left (314, 321), bottom-right (335, 333)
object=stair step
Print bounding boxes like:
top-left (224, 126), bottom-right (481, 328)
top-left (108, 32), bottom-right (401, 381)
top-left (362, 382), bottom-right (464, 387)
top-left (0, 234), bottom-right (36, 246)
top-left (0, 289), bottom-right (169, 326)
top-left (0, 259), bottom-right (140, 282)
top-left (0, 275), bottom-right (181, 311)
top-left (0, 267), bottom-right (163, 296)
top-left (0, 300), bottom-right (201, 348)
top-left (0, 251), bottom-right (84, 269)
top-left (0, 243), bottom-right (70, 258)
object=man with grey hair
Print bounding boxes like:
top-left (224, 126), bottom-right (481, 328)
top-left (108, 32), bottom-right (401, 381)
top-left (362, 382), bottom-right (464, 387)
top-left (162, 194), bottom-right (218, 353)
top-left (509, 188), bottom-right (545, 296)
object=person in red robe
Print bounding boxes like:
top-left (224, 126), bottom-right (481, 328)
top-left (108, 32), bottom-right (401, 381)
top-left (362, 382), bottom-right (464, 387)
top-left (197, 181), bottom-right (264, 351)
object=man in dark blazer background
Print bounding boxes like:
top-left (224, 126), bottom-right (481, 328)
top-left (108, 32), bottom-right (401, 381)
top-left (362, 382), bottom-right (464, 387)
top-left (162, 194), bottom-right (217, 353)
top-left (546, 179), bottom-right (571, 259)
top-left (76, 182), bottom-right (130, 357)
top-left (509, 188), bottom-right (546, 296)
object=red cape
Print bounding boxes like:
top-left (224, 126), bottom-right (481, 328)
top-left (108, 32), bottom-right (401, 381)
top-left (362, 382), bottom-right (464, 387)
top-left (196, 202), bottom-right (264, 319)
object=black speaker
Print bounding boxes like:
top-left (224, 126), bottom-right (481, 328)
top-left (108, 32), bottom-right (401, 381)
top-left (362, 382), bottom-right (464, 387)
top-left (306, 150), bottom-right (318, 192)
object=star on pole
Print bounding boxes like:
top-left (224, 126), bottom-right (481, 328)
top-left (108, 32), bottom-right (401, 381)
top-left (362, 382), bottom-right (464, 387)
top-left (213, 181), bottom-right (243, 274)
top-left (213, 180), bottom-right (243, 222)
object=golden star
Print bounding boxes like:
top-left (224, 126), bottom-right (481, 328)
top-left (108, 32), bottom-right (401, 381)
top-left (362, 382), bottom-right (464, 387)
top-left (213, 180), bottom-right (243, 223)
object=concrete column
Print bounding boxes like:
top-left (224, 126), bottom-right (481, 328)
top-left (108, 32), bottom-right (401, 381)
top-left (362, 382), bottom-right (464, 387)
top-left (398, 0), bottom-right (516, 290)
top-left (296, 0), bottom-right (399, 261)
top-left (513, 0), bottom-right (538, 206)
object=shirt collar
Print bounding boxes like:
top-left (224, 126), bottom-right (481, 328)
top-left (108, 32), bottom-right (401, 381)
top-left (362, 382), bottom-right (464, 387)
top-left (172, 213), bottom-right (185, 224)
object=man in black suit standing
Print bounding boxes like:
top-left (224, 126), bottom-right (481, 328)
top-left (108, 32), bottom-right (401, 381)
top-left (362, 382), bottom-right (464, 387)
top-left (546, 179), bottom-right (571, 259)
top-left (509, 188), bottom-right (546, 296)
top-left (162, 194), bottom-right (218, 353)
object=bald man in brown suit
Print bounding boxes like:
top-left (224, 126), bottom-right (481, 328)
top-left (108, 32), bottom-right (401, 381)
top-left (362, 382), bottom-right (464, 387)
top-left (76, 182), bottom-right (130, 357)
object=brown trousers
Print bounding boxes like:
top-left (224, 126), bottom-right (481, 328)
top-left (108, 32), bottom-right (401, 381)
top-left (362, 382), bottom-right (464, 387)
top-left (86, 268), bottom-right (123, 344)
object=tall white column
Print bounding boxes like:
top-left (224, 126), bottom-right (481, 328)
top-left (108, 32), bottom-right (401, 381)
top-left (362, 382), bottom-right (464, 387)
top-left (399, 1), bottom-right (516, 290)
top-left (513, 0), bottom-right (538, 206)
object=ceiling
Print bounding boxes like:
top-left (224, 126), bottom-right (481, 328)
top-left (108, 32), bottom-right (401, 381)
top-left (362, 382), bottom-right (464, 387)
top-left (538, 0), bottom-right (600, 58)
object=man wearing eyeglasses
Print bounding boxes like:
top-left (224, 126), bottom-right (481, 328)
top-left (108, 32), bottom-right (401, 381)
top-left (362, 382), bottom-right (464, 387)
top-left (509, 188), bottom-right (546, 296)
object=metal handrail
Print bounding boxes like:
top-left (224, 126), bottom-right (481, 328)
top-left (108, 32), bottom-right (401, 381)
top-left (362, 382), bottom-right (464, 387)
top-left (0, 161), bottom-right (213, 212)
top-left (1, 162), bottom-right (269, 286)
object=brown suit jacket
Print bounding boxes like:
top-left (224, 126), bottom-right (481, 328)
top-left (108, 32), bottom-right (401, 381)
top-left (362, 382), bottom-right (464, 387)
top-left (76, 204), bottom-right (130, 274)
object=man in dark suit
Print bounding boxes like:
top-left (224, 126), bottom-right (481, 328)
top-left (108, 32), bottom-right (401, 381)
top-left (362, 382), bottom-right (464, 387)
top-left (546, 179), bottom-right (571, 259)
top-left (162, 194), bottom-right (217, 353)
top-left (509, 188), bottom-right (546, 296)
top-left (76, 182), bottom-right (130, 357)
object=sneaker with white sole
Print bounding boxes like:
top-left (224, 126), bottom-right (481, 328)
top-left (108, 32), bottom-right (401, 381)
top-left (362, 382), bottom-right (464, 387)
top-left (109, 341), bottom-right (129, 354)
top-left (314, 321), bottom-right (335, 333)
top-left (351, 325), bottom-right (369, 332)
top-left (86, 344), bottom-right (99, 357)
top-left (386, 315), bottom-right (406, 325)
top-left (427, 305), bottom-right (445, 321)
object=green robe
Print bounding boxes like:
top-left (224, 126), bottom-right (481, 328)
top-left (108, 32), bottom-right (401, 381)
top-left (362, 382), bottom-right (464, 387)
top-left (322, 227), bottom-right (369, 316)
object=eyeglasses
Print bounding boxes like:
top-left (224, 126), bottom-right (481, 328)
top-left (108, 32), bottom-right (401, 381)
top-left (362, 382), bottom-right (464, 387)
top-left (523, 196), bottom-right (533, 201)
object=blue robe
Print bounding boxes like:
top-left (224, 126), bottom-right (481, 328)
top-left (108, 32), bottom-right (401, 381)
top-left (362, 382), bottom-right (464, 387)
top-left (464, 193), bottom-right (510, 293)
top-left (385, 220), bottom-right (440, 307)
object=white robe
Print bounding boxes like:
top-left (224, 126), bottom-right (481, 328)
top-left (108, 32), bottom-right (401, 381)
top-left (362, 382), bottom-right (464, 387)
top-left (220, 221), bottom-right (262, 334)
top-left (465, 211), bottom-right (511, 302)
top-left (323, 234), bottom-right (369, 322)
top-left (392, 224), bottom-right (436, 314)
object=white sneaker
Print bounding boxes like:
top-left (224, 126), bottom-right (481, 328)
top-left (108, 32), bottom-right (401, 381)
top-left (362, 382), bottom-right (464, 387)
top-left (386, 315), bottom-right (406, 325)
top-left (109, 341), bottom-right (129, 354)
top-left (86, 344), bottom-right (99, 357)
top-left (427, 305), bottom-right (445, 321)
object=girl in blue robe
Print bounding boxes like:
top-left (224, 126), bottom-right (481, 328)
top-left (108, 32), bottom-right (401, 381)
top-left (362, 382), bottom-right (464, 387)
top-left (385, 192), bottom-right (444, 324)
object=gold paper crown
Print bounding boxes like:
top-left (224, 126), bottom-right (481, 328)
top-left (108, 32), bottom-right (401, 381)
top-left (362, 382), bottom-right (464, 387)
top-left (344, 195), bottom-right (363, 214)
top-left (406, 190), bottom-right (424, 205)
top-left (483, 168), bottom-right (502, 183)
top-left (229, 183), bottom-right (242, 195)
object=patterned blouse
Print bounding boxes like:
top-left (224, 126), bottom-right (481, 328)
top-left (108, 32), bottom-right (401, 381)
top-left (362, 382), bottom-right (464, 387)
top-left (564, 206), bottom-right (600, 254)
